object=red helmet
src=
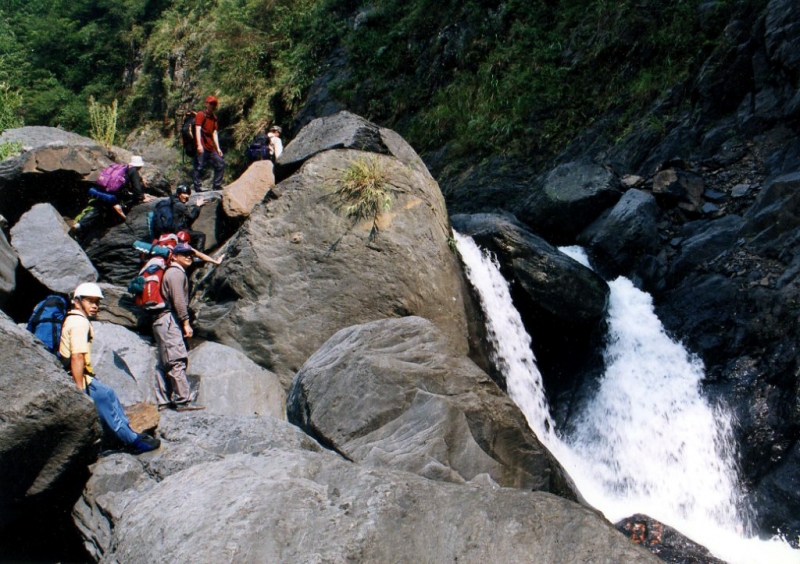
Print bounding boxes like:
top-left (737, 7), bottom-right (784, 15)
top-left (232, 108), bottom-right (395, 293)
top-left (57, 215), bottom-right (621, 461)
top-left (176, 231), bottom-right (191, 243)
top-left (205, 95), bottom-right (218, 105)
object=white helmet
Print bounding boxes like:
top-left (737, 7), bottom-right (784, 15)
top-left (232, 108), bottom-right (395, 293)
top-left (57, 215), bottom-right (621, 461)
top-left (73, 282), bottom-right (104, 299)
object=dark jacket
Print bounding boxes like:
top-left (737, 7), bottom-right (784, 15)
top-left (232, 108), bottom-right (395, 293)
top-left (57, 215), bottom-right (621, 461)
top-left (169, 195), bottom-right (201, 231)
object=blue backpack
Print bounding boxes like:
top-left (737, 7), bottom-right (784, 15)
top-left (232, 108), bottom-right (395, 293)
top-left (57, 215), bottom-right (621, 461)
top-left (27, 295), bottom-right (69, 354)
top-left (149, 199), bottom-right (175, 240)
top-left (246, 134), bottom-right (271, 162)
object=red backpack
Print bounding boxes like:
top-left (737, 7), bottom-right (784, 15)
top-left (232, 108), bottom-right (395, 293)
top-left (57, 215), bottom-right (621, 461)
top-left (128, 234), bottom-right (179, 310)
top-left (96, 164), bottom-right (129, 193)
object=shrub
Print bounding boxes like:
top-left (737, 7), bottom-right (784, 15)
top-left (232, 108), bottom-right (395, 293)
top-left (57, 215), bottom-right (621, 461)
top-left (88, 96), bottom-right (118, 148)
top-left (331, 155), bottom-right (393, 238)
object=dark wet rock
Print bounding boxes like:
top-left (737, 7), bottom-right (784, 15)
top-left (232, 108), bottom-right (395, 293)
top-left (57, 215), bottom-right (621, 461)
top-left (10, 203), bottom-right (97, 295)
top-left (452, 212), bottom-right (609, 400)
top-left (578, 189), bottom-right (661, 279)
top-left (515, 160), bottom-right (623, 244)
top-left (439, 155), bottom-right (536, 216)
top-left (289, 316), bottom-right (578, 498)
top-left (452, 213), bottom-right (609, 325)
top-left (616, 514), bottom-right (728, 564)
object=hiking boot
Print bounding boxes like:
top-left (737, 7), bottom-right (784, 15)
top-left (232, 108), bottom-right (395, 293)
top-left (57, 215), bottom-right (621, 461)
top-left (131, 433), bottom-right (161, 454)
top-left (173, 403), bottom-right (206, 412)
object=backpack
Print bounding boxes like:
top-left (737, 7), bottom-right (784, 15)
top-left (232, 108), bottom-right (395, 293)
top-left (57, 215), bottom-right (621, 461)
top-left (128, 256), bottom-right (170, 311)
top-left (27, 295), bottom-right (69, 354)
top-left (180, 111), bottom-right (210, 157)
top-left (150, 199), bottom-right (175, 239)
top-left (128, 233), bottom-right (180, 310)
top-left (96, 164), bottom-right (129, 193)
top-left (180, 111), bottom-right (198, 157)
top-left (246, 134), bottom-right (271, 162)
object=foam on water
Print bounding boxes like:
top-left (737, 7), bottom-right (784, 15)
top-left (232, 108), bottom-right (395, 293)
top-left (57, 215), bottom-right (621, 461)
top-left (455, 233), bottom-right (800, 564)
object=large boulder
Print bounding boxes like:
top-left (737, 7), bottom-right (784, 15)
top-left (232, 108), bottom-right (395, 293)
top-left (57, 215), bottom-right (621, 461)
top-left (452, 213), bottom-right (609, 397)
top-left (0, 311), bottom-right (99, 527)
top-left (0, 127), bottom-right (165, 224)
top-left (452, 213), bottom-right (609, 325)
top-left (73, 412), bottom-right (324, 561)
top-left (279, 110), bottom-right (430, 178)
top-left (0, 229), bottom-right (17, 306)
top-left (288, 316), bottom-right (576, 497)
top-left (90, 448), bottom-right (659, 564)
top-left (10, 203), bottom-right (98, 294)
top-left (194, 145), bottom-right (469, 385)
top-left (577, 189), bottom-right (661, 278)
top-left (222, 160), bottom-right (275, 219)
top-left (91, 322), bottom-right (158, 406)
top-left (188, 341), bottom-right (286, 419)
top-left (515, 160), bottom-right (623, 243)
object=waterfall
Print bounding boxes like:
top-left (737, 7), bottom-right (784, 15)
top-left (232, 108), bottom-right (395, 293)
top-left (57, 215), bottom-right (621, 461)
top-left (454, 232), bottom-right (799, 564)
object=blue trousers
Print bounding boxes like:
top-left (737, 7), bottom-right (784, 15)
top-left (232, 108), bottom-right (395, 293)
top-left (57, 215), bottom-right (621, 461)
top-left (192, 151), bottom-right (225, 191)
top-left (87, 379), bottom-right (138, 445)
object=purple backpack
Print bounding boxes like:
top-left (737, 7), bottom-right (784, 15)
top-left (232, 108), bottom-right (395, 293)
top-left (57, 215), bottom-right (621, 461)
top-left (96, 164), bottom-right (128, 192)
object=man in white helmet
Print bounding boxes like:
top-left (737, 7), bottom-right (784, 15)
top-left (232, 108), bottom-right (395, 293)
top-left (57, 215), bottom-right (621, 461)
top-left (59, 282), bottom-right (160, 454)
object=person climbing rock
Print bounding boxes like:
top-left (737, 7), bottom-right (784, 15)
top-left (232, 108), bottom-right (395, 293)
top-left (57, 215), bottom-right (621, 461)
top-left (72, 155), bottom-right (155, 238)
top-left (192, 95), bottom-right (225, 192)
top-left (152, 243), bottom-right (205, 412)
top-left (59, 282), bottom-right (160, 454)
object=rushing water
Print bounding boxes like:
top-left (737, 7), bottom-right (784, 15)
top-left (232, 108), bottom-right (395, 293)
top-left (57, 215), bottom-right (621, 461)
top-left (454, 232), bottom-right (800, 564)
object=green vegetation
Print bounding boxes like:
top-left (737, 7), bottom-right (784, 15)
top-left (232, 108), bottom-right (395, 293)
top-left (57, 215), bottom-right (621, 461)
top-left (332, 155), bottom-right (394, 238)
top-left (0, 0), bottom-right (763, 168)
top-left (88, 96), bottom-right (118, 148)
top-left (0, 82), bottom-right (24, 160)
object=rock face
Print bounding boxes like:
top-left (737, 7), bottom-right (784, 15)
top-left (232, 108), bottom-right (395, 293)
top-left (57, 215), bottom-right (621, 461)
top-left (188, 341), bottom-right (286, 419)
top-left (222, 160), bottom-right (275, 219)
top-left (86, 449), bottom-right (658, 564)
top-left (10, 203), bottom-right (98, 294)
top-left (0, 229), bottom-right (17, 306)
top-left (515, 160), bottom-right (623, 243)
top-left (194, 143), bottom-right (468, 385)
top-left (0, 126), bottom-right (167, 224)
top-left (452, 213), bottom-right (609, 325)
top-left (91, 322), bottom-right (158, 406)
top-left (615, 514), bottom-right (728, 564)
top-left (73, 413), bottom-right (323, 561)
top-left (289, 316), bottom-right (576, 496)
top-left (279, 110), bottom-right (430, 178)
top-left (577, 188), bottom-right (661, 278)
top-left (0, 312), bottom-right (99, 527)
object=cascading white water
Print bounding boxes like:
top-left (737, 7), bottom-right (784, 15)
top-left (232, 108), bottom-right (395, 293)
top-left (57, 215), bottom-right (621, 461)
top-left (454, 232), bottom-right (800, 564)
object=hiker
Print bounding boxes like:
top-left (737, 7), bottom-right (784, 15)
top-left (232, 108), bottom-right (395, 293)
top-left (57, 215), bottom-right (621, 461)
top-left (246, 125), bottom-right (282, 164)
top-left (152, 243), bottom-right (205, 412)
top-left (59, 282), bottom-right (160, 453)
top-left (192, 95), bottom-right (225, 192)
top-left (171, 184), bottom-right (207, 251)
top-left (176, 230), bottom-right (224, 265)
top-left (73, 155), bottom-right (154, 237)
top-left (267, 125), bottom-right (283, 161)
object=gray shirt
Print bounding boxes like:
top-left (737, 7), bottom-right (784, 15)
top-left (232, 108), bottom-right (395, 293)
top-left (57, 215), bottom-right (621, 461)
top-left (162, 263), bottom-right (190, 322)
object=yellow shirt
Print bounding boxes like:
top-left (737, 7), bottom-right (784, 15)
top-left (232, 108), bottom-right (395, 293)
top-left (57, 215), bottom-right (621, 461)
top-left (59, 311), bottom-right (94, 386)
